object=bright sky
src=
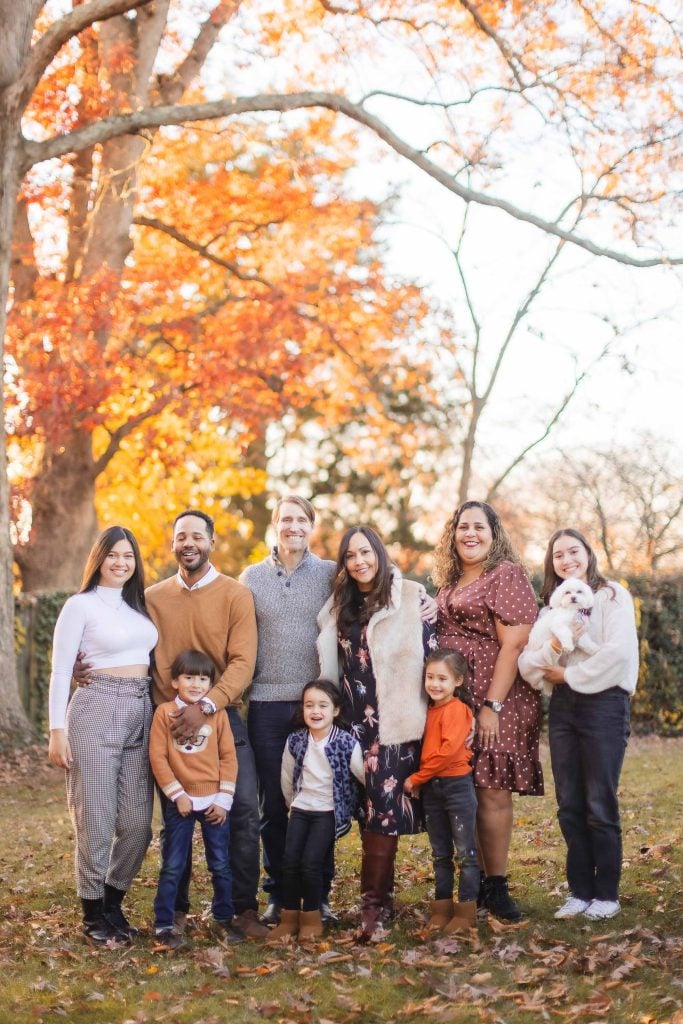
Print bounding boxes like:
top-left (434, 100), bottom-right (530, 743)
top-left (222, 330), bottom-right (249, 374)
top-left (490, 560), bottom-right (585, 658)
top-left (204, 2), bottom-right (683, 496)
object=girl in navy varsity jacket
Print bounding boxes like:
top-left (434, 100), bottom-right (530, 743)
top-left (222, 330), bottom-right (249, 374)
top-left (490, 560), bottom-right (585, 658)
top-left (266, 680), bottom-right (365, 943)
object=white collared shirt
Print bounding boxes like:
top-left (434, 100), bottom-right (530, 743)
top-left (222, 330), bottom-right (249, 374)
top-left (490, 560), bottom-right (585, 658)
top-left (175, 563), bottom-right (219, 591)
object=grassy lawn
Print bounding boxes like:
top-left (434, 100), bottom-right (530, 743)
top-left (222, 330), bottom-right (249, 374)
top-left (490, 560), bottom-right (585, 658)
top-left (1, 736), bottom-right (682, 1024)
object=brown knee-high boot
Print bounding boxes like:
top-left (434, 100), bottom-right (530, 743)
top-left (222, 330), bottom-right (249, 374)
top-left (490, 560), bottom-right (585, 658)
top-left (359, 831), bottom-right (399, 941)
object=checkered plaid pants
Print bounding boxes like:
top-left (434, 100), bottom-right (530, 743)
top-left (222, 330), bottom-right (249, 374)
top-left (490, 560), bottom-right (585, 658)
top-left (66, 673), bottom-right (154, 898)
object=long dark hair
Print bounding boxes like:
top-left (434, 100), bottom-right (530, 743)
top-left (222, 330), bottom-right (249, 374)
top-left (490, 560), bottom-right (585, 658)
top-left (291, 679), bottom-right (350, 731)
top-left (540, 528), bottom-right (612, 605)
top-left (332, 526), bottom-right (394, 629)
top-left (425, 649), bottom-right (475, 712)
top-left (432, 500), bottom-right (523, 588)
top-left (79, 525), bottom-right (149, 617)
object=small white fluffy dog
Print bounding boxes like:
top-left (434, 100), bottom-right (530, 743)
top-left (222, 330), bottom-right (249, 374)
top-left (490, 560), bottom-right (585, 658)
top-left (529, 578), bottom-right (596, 654)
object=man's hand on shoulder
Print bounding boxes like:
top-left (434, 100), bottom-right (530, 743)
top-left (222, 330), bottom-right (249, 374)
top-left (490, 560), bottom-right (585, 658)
top-left (169, 702), bottom-right (210, 743)
top-left (73, 652), bottom-right (93, 688)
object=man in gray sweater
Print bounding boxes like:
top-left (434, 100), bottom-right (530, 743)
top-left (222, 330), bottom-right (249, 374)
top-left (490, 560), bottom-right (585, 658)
top-left (242, 494), bottom-right (438, 927)
top-left (240, 495), bottom-right (337, 925)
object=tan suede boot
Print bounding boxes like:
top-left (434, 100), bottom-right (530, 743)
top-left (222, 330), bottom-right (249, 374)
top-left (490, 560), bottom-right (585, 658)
top-left (426, 898), bottom-right (455, 930)
top-left (265, 908), bottom-right (300, 943)
top-left (298, 910), bottom-right (323, 940)
top-left (443, 900), bottom-right (477, 933)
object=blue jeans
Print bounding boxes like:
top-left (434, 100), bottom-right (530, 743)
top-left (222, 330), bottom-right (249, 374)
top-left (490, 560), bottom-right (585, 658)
top-left (421, 775), bottom-right (480, 902)
top-left (248, 700), bottom-right (334, 904)
top-left (160, 707), bottom-right (260, 916)
top-left (154, 801), bottom-right (233, 930)
top-left (549, 685), bottom-right (630, 902)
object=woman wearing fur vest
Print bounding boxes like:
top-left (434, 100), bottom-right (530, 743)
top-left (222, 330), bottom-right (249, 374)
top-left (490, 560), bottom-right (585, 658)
top-left (317, 526), bottom-right (436, 942)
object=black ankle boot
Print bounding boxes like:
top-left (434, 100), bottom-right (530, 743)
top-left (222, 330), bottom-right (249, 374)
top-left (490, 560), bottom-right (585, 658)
top-left (483, 876), bottom-right (523, 921)
top-left (104, 884), bottom-right (139, 938)
top-left (81, 898), bottom-right (129, 945)
top-left (476, 871), bottom-right (487, 909)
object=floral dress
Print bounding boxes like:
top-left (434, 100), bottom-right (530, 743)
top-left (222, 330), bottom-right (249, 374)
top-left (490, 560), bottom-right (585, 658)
top-left (436, 560), bottom-right (544, 796)
top-left (339, 616), bottom-right (436, 836)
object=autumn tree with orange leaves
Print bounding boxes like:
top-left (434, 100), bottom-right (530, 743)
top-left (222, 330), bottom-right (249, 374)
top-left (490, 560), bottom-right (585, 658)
top-left (1, 0), bottom-right (681, 742)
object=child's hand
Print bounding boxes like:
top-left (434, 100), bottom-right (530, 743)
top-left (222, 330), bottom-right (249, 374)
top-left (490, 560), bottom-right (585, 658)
top-left (205, 803), bottom-right (227, 825)
top-left (175, 794), bottom-right (193, 816)
top-left (404, 778), bottom-right (416, 796)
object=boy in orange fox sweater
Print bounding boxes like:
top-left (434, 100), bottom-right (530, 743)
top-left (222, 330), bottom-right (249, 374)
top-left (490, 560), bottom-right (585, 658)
top-left (149, 650), bottom-right (239, 948)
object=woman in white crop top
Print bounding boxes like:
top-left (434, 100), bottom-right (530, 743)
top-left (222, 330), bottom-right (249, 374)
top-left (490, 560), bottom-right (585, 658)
top-left (48, 526), bottom-right (158, 945)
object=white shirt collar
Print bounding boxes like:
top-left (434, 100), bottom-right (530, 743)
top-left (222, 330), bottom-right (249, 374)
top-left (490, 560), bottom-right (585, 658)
top-left (176, 563), bottom-right (219, 591)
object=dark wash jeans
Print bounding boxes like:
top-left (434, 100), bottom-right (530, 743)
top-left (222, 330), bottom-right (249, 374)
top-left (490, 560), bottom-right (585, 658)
top-left (421, 774), bottom-right (480, 902)
top-left (154, 800), bottom-right (232, 930)
top-left (158, 706), bottom-right (261, 916)
top-left (549, 685), bottom-right (630, 902)
top-left (281, 808), bottom-right (336, 911)
top-left (248, 700), bottom-right (334, 904)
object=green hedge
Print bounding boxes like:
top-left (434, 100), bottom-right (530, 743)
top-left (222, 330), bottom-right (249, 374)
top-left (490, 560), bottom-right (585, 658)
top-left (628, 575), bottom-right (683, 736)
top-left (14, 576), bottom-right (683, 735)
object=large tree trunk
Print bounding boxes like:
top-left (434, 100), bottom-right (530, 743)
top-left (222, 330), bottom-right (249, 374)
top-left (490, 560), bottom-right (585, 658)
top-left (0, 6), bottom-right (41, 742)
top-left (15, 430), bottom-right (99, 592)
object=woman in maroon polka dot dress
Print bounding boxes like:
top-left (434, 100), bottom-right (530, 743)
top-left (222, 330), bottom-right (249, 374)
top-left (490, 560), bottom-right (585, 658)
top-left (433, 501), bottom-right (543, 920)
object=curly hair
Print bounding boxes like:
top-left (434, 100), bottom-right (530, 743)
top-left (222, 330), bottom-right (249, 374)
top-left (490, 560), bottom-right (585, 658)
top-left (540, 528), bottom-right (613, 605)
top-left (332, 525), bottom-right (394, 630)
top-left (431, 500), bottom-right (522, 589)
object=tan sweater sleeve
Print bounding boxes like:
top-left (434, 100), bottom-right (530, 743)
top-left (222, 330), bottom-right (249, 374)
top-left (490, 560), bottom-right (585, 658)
top-left (149, 705), bottom-right (184, 801)
top-left (207, 586), bottom-right (257, 709)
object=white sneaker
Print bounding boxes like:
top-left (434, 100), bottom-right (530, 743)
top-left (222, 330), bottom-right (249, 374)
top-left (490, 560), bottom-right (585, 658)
top-left (584, 900), bottom-right (621, 920)
top-left (554, 896), bottom-right (591, 919)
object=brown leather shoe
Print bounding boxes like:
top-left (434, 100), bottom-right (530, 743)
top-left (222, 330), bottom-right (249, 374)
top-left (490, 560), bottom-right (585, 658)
top-left (232, 908), bottom-right (269, 939)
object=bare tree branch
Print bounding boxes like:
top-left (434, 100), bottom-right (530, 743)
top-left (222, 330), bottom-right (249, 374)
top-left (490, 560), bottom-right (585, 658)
top-left (15, 0), bottom-right (156, 106)
top-left (133, 215), bottom-right (277, 289)
top-left (153, 1), bottom-right (241, 105)
top-left (21, 92), bottom-right (683, 268)
top-left (485, 340), bottom-right (614, 501)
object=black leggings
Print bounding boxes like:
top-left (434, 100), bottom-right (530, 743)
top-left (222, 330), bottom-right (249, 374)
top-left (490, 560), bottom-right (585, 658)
top-left (281, 809), bottom-right (335, 911)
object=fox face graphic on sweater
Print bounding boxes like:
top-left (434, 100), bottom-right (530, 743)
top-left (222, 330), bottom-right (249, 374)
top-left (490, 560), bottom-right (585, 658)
top-left (149, 700), bottom-right (238, 806)
top-left (175, 723), bottom-right (212, 754)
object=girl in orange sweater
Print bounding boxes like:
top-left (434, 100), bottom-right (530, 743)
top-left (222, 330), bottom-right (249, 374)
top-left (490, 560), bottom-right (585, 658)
top-left (404, 649), bottom-right (479, 932)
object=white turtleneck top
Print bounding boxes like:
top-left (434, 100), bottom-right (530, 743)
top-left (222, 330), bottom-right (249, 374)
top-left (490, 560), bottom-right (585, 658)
top-left (48, 587), bottom-right (159, 729)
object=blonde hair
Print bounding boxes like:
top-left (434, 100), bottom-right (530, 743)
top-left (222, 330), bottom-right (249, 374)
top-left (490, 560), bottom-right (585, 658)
top-left (272, 494), bottom-right (315, 526)
top-left (432, 500), bottom-right (522, 588)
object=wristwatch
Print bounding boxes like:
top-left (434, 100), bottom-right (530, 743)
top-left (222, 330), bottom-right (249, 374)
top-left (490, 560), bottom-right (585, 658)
top-left (199, 700), bottom-right (215, 716)
top-left (483, 698), bottom-right (503, 713)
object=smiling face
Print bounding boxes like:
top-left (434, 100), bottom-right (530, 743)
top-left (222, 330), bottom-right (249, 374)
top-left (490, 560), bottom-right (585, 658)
top-left (454, 505), bottom-right (494, 569)
top-left (424, 661), bottom-right (461, 707)
top-left (172, 672), bottom-right (212, 704)
top-left (274, 500), bottom-right (313, 556)
top-left (172, 515), bottom-right (215, 581)
top-left (552, 534), bottom-right (590, 583)
top-left (345, 531), bottom-right (379, 592)
top-left (97, 539), bottom-right (137, 589)
top-left (302, 686), bottom-right (339, 739)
